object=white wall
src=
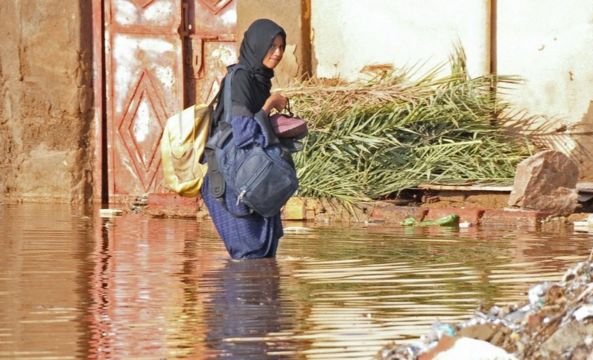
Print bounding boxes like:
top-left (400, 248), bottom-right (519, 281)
top-left (311, 0), bottom-right (593, 178)
top-left (498, 0), bottom-right (593, 126)
top-left (311, 0), bottom-right (490, 81)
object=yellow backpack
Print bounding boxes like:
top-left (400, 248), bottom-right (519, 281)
top-left (160, 102), bottom-right (213, 197)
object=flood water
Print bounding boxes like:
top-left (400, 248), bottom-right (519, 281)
top-left (0, 203), bottom-right (592, 359)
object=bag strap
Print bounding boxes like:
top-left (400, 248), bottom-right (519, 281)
top-left (284, 98), bottom-right (294, 117)
top-left (208, 63), bottom-right (244, 145)
top-left (206, 64), bottom-right (254, 217)
top-left (222, 63), bottom-right (248, 124)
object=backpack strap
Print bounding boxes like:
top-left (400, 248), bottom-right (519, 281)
top-left (222, 63), bottom-right (248, 124)
top-left (205, 64), bottom-right (254, 217)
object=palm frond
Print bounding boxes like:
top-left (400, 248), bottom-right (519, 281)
top-left (288, 47), bottom-right (534, 206)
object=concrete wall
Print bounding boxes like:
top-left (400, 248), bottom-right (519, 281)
top-left (310, 0), bottom-right (490, 80)
top-left (498, 0), bottom-right (593, 179)
top-left (0, 0), bottom-right (95, 203)
top-left (310, 0), bottom-right (593, 179)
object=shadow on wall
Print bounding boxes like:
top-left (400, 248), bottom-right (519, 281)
top-left (78, 0), bottom-right (96, 203)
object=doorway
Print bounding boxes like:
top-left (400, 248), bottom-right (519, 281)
top-left (93, 0), bottom-right (237, 205)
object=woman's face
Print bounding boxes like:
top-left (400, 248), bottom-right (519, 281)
top-left (262, 35), bottom-right (285, 69)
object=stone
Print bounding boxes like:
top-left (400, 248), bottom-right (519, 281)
top-left (538, 321), bottom-right (593, 358)
top-left (508, 150), bottom-right (579, 216)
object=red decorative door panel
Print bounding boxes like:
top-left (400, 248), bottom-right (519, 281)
top-left (183, 0), bottom-right (237, 106)
top-left (105, 0), bottom-right (184, 201)
top-left (103, 0), bottom-right (237, 203)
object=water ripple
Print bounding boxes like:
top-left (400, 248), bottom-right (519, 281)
top-left (0, 204), bottom-right (592, 359)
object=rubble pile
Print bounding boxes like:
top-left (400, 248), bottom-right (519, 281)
top-left (377, 254), bottom-right (593, 360)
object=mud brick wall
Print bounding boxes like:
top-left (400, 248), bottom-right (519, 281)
top-left (0, 1), bottom-right (94, 203)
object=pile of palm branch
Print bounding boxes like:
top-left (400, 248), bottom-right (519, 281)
top-left (285, 49), bottom-right (532, 204)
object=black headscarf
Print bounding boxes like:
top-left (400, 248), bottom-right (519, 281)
top-left (213, 19), bottom-right (286, 124)
top-left (239, 19), bottom-right (286, 84)
top-left (235, 19), bottom-right (286, 113)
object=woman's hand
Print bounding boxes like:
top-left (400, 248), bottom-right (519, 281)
top-left (262, 93), bottom-right (288, 114)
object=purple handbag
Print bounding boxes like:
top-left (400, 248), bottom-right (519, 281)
top-left (269, 100), bottom-right (308, 138)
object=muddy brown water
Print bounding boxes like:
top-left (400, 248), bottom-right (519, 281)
top-left (0, 204), bottom-right (592, 359)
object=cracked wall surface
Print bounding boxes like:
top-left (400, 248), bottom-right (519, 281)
top-left (0, 0), bottom-right (94, 203)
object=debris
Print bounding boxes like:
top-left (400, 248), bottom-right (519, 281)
top-left (573, 305), bottom-right (593, 322)
top-left (130, 195), bottom-right (148, 213)
top-left (284, 226), bottom-right (313, 233)
top-left (377, 257), bottom-right (593, 360)
top-left (459, 221), bottom-right (472, 228)
top-left (99, 208), bottom-right (123, 217)
top-left (427, 337), bottom-right (517, 360)
top-left (401, 214), bottom-right (460, 227)
top-left (574, 214), bottom-right (593, 233)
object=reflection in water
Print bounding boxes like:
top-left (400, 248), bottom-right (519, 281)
top-left (0, 204), bottom-right (95, 359)
top-left (87, 212), bottom-right (220, 359)
top-left (86, 212), bottom-right (294, 359)
top-left (202, 259), bottom-right (293, 359)
top-left (0, 204), bottom-right (592, 359)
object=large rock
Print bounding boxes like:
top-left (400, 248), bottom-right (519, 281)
top-left (508, 150), bottom-right (579, 216)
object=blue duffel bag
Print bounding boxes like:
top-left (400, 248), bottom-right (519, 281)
top-left (206, 65), bottom-right (299, 218)
top-left (218, 136), bottom-right (298, 218)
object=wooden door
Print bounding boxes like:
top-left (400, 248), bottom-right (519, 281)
top-left (103, 0), bottom-right (236, 203)
top-left (183, 0), bottom-right (237, 105)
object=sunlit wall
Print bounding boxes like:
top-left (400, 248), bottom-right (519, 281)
top-left (311, 0), bottom-right (490, 80)
top-left (310, 0), bottom-right (593, 179)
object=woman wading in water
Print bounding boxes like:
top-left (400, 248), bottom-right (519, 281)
top-left (202, 19), bottom-right (291, 259)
